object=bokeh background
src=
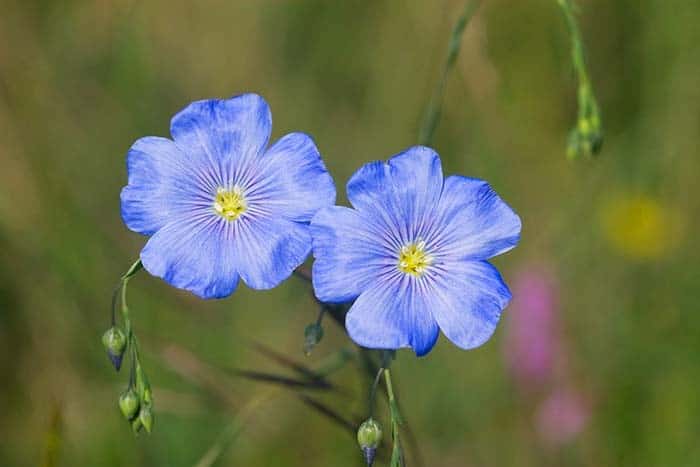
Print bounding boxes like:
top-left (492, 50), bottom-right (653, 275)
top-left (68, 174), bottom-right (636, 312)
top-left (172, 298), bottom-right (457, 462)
top-left (1, 0), bottom-right (699, 466)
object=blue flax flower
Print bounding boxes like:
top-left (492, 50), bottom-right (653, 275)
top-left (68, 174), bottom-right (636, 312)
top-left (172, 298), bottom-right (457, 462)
top-left (121, 93), bottom-right (336, 299)
top-left (310, 146), bottom-right (521, 356)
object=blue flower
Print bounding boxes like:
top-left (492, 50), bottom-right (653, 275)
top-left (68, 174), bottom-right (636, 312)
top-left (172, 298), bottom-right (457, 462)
top-left (310, 146), bottom-right (521, 356)
top-left (121, 93), bottom-right (336, 299)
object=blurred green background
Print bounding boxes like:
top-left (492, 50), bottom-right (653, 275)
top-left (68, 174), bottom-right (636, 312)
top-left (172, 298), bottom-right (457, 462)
top-left (1, 0), bottom-right (699, 466)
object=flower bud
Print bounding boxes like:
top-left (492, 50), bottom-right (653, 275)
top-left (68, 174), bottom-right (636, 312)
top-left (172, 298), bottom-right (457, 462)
top-left (118, 388), bottom-right (140, 421)
top-left (102, 327), bottom-right (127, 371)
top-left (303, 322), bottom-right (324, 356)
top-left (139, 405), bottom-right (154, 434)
top-left (131, 415), bottom-right (143, 434)
top-left (142, 386), bottom-right (153, 405)
top-left (357, 418), bottom-right (382, 466)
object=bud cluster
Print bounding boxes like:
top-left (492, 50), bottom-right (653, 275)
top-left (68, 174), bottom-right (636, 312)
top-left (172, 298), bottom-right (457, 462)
top-left (567, 84), bottom-right (603, 159)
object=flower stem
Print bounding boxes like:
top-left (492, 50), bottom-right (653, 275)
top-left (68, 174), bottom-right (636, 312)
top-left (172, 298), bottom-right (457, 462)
top-left (419, 0), bottom-right (482, 146)
top-left (368, 367), bottom-right (384, 418)
top-left (557, 0), bottom-right (603, 158)
top-left (109, 258), bottom-right (154, 432)
top-left (384, 368), bottom-right (404, 467)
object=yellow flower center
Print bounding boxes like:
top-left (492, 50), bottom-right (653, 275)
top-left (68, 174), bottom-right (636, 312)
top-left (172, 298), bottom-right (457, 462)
top-left (398, 240), bottom-right (432, 277)
top-left (213, 186), bottom-right (247, 221)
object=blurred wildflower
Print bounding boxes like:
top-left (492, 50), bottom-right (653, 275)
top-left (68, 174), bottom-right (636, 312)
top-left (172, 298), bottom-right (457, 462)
top-left (535, 387), bottom-right (590, 446)
top-left (310, 146), bottom-right (521, 355)
top-left (503, 263), bottom-right (591, 447)
top-left (121, 93), bottom-right (336, 299)
top-left (504, 266), bottom-right (559, 391)
top-left (599, 194), bottom-right (683, 260)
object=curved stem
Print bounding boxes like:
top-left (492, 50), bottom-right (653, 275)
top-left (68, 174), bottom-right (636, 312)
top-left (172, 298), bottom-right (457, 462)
top-left (368, 367), bottom-right (384, 418)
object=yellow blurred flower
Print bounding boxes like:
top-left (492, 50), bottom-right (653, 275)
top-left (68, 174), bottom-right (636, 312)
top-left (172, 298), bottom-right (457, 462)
top-left (599, 194), bottom-right (683, 260)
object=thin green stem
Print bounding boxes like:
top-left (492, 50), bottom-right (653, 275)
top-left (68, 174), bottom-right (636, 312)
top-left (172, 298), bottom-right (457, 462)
top-left (315, 305), bottom-right (326, 326)
top-left (384, 368), bottom-right (404, 467)
top-left (557, 0), bottom-right (603, 158)
top-left (110, 283), bottom-right (122, 327)
top-left (419, 0), bottom-right (482, 146)
top-left (368, 367), bottom-right (384, 418)
top-left (122, 258), bottom-right (143, 280)
top-left (120, 276), bottom-right (131, 336)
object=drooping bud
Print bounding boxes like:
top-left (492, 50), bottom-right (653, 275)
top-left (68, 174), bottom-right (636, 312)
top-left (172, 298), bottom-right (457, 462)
top-left (102, 327), bottom-right (127, 371)
top-left (303, 322), bottom-right (324, 356)
top-left (131, 415), bottom-right (143, 434)
top-left (357, 418), bottom-right (382, 466)
top-left (118, 388), bottom-right (140, 421)
top-left (139, 405), bottom-right (154, 434)
top-left (142, 386), bottom-right (153, 406)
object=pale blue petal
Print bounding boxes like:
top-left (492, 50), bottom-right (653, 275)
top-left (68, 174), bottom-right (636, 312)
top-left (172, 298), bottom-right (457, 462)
top-left (345, 159), bottom-right (394, 215)
top-left (121, 137), bottom-right (213, 235)
top-left (345, 275), bottom-right (440, 356)
top-left (140, 215), bottom-right (239, 299)
top-left (386, 146), bottom-right (443, 238)
top-left (310, 206), bottom-right (397, 303)
top-left (346, 146), bottom-right (443, 245)
top-left (429, 260), bottom-right (511, 350)
top-left (231, 216), bottom-right (312, 290)
top-left (170, 94), bottom-right (271, 188)
top-left (429, 175), bottom-right (521, 261)
top-left (248, 132), bottom-right (336, 222)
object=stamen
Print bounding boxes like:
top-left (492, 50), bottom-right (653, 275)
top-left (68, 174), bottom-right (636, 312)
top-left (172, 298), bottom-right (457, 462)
top-left (397, 240), bottom-right (433, 277)
top-left (213, 186), bottom-right (247, 221)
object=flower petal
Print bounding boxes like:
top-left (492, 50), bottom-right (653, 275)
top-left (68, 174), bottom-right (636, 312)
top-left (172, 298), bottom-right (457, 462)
top-left (170, 93), bottom-right (272, 187)
top-left (247, 132), bottom-right (336, 222)
top-left (429, 260), bottom-right (511, 350)
top-left (346, 275), bottom-right (440, 356)
top-left (346, 146), bottom-right (443, 244)
top-left (140, 215), bottom-right (240, 299)
top-left (310, 206), bottom-right (396, 303)
top-left (386, 146), bottom-right (443, 237)
top-left (430, 175), bottom-right (521, 261)
top-left (121, 137), bottom-right (213, 235)
top-left (231, 216), bottom-right (312, 290)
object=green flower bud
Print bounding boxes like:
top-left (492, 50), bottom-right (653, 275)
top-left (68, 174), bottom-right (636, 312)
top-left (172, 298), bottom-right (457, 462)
top-left (118, 388), bottom-right (140, 421)
top-left (303, 322), bottom-right (324, 356)
top-left (102, 327), bottom-right (127, 371)
top-left (142, 386), bottom-right (153, 405)
top-left (139, 405), bottom-right (154, 434)
top-left (357, 418), bottom-right (382, 466)
top-left (131, 415), bottom-right (143, 434)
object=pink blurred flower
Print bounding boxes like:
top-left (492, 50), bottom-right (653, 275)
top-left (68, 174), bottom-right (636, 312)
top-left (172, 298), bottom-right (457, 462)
top-left (535, 388), bottom-right (590, 446)
top-left (503, 266), bottom-right (559, 390)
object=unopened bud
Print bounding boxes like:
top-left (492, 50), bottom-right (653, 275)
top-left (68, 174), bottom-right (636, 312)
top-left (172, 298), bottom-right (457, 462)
top-left (357, 418), bottom-right (382, 466)
top-left (102, 327), bottom-right (127, 371)
top-left (139, 405), bottom-right (154, 434)
top-left (118, 388), bottom-right (140, 421)
top-left (303, 322), bottom-right (324, 356)
top-left (142, 386), bottom-right (153, 405)
top-left (131, 415), bottom-right (143, 434)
